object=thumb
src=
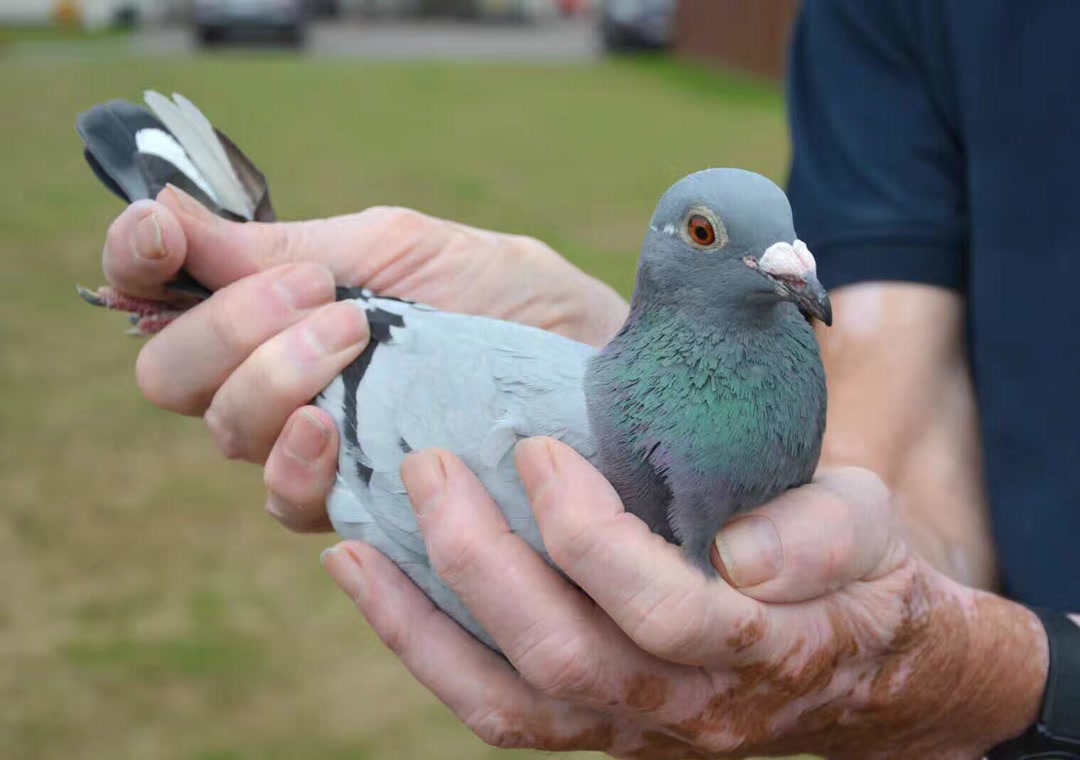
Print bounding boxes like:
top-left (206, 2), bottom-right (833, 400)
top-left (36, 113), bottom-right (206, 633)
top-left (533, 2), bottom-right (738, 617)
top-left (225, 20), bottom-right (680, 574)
top-left (157, 184), bottom-right (306, 289)
top-left (157, 186), bottom-right (454, 293)
top-left (712, 467), bottom-right (908, 603)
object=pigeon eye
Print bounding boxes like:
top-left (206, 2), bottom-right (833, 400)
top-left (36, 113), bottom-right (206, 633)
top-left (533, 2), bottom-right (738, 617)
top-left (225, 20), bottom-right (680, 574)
top-left (687, 215), bottom-right (717, 247)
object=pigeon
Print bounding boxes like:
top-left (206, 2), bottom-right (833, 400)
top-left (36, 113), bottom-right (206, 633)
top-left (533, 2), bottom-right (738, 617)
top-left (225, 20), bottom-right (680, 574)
top-left (77, 93), bottom-right (831, 649)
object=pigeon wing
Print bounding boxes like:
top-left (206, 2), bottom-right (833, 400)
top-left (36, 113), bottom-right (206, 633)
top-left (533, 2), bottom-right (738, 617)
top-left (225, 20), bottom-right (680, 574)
top-left (317, 294), bottom-right (597, 648)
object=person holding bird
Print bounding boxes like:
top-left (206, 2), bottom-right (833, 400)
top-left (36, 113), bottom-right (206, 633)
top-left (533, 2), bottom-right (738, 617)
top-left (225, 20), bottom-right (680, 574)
top-left (79, 1), bottom-right (1080, 757)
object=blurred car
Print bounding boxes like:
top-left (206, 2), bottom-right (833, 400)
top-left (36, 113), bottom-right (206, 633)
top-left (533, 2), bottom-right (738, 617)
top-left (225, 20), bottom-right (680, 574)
top-left (193, 0), bottom-right (308, 46)
top-left (600, 0), bottom-right (674, 51)
top-left (305, 0), bottom-right (339, 16)
top-left (468, 0), bottom-right (558, 22)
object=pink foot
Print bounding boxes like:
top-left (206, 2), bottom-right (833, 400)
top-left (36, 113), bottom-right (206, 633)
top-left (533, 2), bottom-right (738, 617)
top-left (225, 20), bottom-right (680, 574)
top-left (78, 285), bottom-right (192, 336)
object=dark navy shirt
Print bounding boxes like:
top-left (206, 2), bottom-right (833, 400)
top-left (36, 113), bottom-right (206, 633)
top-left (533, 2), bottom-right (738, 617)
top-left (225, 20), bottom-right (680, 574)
top-left (787, 0), bottom-right (1079, 609)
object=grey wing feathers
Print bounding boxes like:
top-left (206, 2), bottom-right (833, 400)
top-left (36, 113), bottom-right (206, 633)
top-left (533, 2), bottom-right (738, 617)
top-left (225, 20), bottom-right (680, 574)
top-left (316, 294), bottom-right (597, 648)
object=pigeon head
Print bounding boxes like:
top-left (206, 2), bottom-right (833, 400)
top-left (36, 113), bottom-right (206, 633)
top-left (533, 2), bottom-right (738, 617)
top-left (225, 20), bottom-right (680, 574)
top-left (637, 168), bottom-right (832, 326)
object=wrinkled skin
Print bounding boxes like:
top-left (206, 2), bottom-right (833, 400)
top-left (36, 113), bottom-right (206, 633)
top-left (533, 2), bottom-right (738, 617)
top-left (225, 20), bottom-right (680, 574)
top-left (99, 190), bottom-right (1047, 758)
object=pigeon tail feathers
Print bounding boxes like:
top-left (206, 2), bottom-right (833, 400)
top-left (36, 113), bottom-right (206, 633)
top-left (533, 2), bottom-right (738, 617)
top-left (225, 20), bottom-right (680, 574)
top-left (77, 92), bottom-right (274, 222)
top-left (76, 92), bottom-right (276, 332)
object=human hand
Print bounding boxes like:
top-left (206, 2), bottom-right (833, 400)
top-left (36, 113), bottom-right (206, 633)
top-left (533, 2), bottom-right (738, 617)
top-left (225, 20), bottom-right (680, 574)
top-left (100, 186), bottom-right (629, 530)
top-left (322, 439), bottom-right (1048, 759)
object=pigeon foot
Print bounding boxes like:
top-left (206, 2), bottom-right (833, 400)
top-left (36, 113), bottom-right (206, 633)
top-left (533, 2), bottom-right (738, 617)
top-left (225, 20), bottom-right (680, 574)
top-left (77, 285), bottom-right (191, 336)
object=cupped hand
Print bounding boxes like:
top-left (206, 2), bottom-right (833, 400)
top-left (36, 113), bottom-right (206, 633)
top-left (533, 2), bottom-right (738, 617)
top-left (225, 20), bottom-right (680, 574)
top-left (101, 187), bottom-right (628, 531)
top-left (322, 440), bottom-right (1047, 759)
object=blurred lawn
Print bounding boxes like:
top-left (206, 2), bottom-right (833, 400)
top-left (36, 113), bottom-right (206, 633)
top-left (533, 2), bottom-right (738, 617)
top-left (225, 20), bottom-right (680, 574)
top-left (0, 49), bottom-right (788, 759)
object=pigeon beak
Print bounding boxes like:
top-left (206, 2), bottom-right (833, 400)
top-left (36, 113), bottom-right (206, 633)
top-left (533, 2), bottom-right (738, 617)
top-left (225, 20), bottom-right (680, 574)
top-left (749, 240), bottom-right (833, 327)
top-left (787, 275), bottom-right (833, 327)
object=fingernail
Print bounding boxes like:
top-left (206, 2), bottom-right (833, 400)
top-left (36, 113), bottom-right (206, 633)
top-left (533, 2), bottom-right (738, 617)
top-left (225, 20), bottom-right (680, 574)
top-left (714, 515), bottom-right (783, 588)
top-left (323, 544), bottom-right (366, 602)
top-left (265, 494), bottom-right (289, 521)
top-left (276, 264), bottom-right (335, 311)
top-left (305, 302), bottom-right (369, 355)
top-left (285, 409), bottom-right (332, 463)
top-left (133, 213), bottom-right (166, 260)
top-left (319, 546), bottom-right (339, 566)
top-left (163, 183), bottom-right (213, 220)
top-left (515, 437), bottom-right (557, 496)
top-left (402, 451), bottom-right (447, 519)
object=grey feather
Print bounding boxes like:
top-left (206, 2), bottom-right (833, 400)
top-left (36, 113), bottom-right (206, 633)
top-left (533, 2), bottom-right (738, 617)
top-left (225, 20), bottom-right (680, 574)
top-left (318, 295), bottom-right (597, 648)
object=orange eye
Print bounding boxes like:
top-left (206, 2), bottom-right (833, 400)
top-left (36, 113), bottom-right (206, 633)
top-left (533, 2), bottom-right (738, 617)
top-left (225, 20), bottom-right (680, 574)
top-left (687, 215), bottom-right (717, 246)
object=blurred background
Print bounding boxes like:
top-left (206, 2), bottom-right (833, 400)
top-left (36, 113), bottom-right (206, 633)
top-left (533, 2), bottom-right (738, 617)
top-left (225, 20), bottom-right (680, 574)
top-left (2, 1), bottom-right (804, 758)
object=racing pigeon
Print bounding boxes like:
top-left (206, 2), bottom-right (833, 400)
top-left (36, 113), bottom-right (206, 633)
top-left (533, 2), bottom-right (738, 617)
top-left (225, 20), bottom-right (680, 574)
top-left (77, 93), bottom-right (831, 648)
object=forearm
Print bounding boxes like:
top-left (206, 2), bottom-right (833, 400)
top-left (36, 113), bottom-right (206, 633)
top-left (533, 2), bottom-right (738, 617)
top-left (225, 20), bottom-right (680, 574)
top-left (818, 284), bottom-right (997, 589)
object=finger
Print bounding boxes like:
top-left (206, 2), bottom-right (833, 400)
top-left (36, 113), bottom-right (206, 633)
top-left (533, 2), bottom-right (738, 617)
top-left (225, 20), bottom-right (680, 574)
top-left (204, 300), bottom-right (368, 463)
top-left (517, 438), bottom-right (765, 668)
top-left (102, 200), bottom-right (187, 299)
top-left (158, 186), bottom-right (451, 291)
top-left (402, 450), bottom-right (708, 718)
top-left (135, 262), bottom-right (336, 415)
top-left (713, 466), bottom-right (906, 603)
top-left (321, 541), bottom-right (618, 753)
top-left (263, 407), bottom-right (338, 533)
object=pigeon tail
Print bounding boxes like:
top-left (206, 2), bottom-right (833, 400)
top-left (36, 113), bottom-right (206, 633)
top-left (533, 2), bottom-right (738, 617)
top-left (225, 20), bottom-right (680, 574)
top-left (76, 92), bottom-right (276, 334)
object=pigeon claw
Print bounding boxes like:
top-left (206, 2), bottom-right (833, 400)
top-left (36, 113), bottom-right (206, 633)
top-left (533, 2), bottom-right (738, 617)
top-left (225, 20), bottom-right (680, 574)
top-left (76, 284), bottom-right (189, 336)
top-left (77, 284), bottom-right (108, 307)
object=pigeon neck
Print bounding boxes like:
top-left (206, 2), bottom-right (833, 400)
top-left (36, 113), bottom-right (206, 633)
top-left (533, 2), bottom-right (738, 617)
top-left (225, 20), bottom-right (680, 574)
top-left (619, 309), bottom-right (763, 359)
top-left (622, 288), bottom-right (791, 339)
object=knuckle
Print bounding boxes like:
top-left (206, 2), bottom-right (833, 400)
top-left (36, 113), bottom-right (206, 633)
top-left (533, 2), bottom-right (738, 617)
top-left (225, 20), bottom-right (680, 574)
top-left (135, 342), bottom-right (202, 414)
top-left (103, 217), bottom-right (128, 267)
top-left (206, 293), bottom-right (250, 354)
top-left (528, 636), bottom-right (602, 700)
top-left (378, 615), bottom-right (410, 658)
top-left (819, 489), bottom-right (858, 561)
top-left (203, 405), bottom-right (247, 461)
top-left (251, 222), bottom-right (296, 268)
top-left (822, 466), bottom-right (892, 516)
top-left (814, 468), bottom-right (898, 579)
top-left (264, 494), bottom-right (299, 530)
top-left (266, 490), bottom-right (329, 535)
top-left (505, 232), bottom-right (550, 260)
top-left (263, 455), bottom-right (297, 499)
top-left (366, 206), bottom-right (437, 249)
top-left (624, 589), bottom-right (710, 659)
top-left (247, 343), bottom-right (296, 402)
top-left (368, 205), bottom-right (424, 231)
top-left (547, 520), bottom-right (602, 573)
top-left (429, 534), bottom-right (483, 589)
top-left (634, 617), bottom-right (702, 661)
top-left (134, 343), bottom-right (167, 407)
top-left (820, 538), bottom-right (852, 587)
top-left (466, 706), bottom-right (531, 750)
top-left (265, 447), bottom-right (316, 500)
top-left (846, 465), bottom-right (890, 497)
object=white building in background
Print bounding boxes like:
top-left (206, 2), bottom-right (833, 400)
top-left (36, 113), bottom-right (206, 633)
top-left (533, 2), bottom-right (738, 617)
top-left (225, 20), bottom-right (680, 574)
top-left (0, 0), bottom-right (181, 28)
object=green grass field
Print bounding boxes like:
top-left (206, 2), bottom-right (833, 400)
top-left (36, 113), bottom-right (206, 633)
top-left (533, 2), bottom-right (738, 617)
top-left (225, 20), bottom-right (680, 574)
top-left (1, 47), bottom-right (788, 759)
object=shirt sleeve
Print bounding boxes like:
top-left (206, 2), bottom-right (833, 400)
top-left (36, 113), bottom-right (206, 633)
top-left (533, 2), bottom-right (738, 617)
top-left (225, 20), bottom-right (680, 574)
top-left (786, 0), bottom-right (967, 292)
